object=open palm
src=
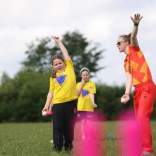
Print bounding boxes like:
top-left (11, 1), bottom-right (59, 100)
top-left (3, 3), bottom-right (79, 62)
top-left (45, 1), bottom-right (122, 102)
top-left (131, 14), bottom-right (143, 24)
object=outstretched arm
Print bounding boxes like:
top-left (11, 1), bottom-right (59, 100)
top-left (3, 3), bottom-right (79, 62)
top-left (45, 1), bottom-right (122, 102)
top-left (53, 36), bottom-right (71, 60)
top-left (130, 14), bottom-right (143, 47)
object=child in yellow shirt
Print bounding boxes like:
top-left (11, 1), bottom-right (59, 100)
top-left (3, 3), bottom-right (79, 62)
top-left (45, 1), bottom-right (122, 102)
top-left (77, 68), bottom-right (97, 140)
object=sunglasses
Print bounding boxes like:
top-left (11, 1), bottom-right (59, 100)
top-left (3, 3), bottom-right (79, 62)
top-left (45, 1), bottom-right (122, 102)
top-left (116, 41), bottom-right (125, 46)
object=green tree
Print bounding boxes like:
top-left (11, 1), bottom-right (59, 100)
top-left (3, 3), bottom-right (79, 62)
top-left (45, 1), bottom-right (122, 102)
top-left (95, 83), bottom-right (134, 120)
top-left (21, 30), bottom-right (105, 81)
top-left (0, 72), bottom-right (11, 85)
top-left (0, 70), bottom-right (51, 122)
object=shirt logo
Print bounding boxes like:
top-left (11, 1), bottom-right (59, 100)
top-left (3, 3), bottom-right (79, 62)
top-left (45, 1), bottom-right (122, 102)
top-left (82, 89), bottom-right (89, 97)
top-left (56, 75), bottom-right (67, 86)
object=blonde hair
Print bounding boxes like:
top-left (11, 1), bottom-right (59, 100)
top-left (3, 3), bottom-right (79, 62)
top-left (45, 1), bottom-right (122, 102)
top-left (119, 33), bottom-right (131, 44)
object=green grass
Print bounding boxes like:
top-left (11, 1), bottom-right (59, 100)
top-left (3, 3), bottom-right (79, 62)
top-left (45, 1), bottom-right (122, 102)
top-left (0, 121), bottom-right (155, 156)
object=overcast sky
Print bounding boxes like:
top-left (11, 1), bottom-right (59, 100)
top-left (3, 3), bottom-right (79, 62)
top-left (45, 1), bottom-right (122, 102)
top-left (0, 0), bottom-right (156, 86)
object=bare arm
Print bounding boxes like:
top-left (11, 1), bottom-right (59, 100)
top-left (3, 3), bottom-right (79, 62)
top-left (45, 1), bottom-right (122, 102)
top-left (121, 72), bottom-right (132, 104)
top-left (130, 14), bottom-right (143, 47)
top-left (77, 79), bottom-right (85, 96)
top-left (53, 36), bottom-right (71, 60)
top-left (49, 101), bottom-right (53, 112)
top-left (42, 91), bottom-right (53, 112)
top-left (90, 93), bottom-right (97, 108)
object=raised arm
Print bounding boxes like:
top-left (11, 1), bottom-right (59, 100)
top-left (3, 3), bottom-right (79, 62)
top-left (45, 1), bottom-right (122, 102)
top-left (130, 14), bottom-right (143, 47)
top-left (53, 36), bottom-right (71, 60)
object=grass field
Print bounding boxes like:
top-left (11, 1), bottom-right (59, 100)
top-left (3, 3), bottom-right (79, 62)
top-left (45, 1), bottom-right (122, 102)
top-left (0, 121), bottom-right (155, 156)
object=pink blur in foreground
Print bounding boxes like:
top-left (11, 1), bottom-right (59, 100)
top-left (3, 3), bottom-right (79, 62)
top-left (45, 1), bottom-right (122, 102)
top-left (73, 111), bottom-right (106, 156)
top-left (116, 110), bottom-right (141, 156)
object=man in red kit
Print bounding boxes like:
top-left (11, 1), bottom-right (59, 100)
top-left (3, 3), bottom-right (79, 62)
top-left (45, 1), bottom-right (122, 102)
top-left (117, 14), bottom-right (156, 156)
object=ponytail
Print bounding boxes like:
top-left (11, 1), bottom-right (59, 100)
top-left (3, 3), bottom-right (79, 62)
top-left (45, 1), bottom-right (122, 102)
top-left (51, 69), bottom-right (57, 78)
top-left (119, 33), bottom-right (131, 44)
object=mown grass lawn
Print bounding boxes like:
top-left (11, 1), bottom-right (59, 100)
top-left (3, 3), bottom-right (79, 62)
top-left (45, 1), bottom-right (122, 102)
top-left (0, 121), bottom-right (155, 156)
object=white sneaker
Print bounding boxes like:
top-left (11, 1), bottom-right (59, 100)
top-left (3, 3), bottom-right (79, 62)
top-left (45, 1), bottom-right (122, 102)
top-left (50, 140), bottom-right (53, 143)
top-left (141, 151), bottom-right (155, 156)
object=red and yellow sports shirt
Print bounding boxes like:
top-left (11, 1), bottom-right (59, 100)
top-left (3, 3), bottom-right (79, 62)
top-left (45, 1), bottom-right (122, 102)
top-left (124, 46), bottom-right (153, 86)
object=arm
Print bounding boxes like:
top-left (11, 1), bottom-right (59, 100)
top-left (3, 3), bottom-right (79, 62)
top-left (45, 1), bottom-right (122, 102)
top-left (42, 91), bottom-right (53, 112)
top-left (77, 79), bottom-right (86, 96)
top-left (90, 93), bottom-right (97, 108)
top-left (49, 101), bottom-right (53, 112)
top-left (130, 14), bottom-right (143, 47)
top-left (121, 72), bottom-right (132, 104)
top-left (53, 36), bottom-right (71, 60)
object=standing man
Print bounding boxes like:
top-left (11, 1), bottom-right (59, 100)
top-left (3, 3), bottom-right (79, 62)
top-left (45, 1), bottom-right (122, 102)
top-left (117, 14), bottom-right (156, 156)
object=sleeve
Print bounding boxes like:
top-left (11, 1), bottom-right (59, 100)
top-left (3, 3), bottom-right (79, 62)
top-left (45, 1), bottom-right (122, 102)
top-left (90, 82), bottom-right (96, 94)
top-left (124, 61), bottom-right (131, 73)
top-left (65, 59), bottom-right (74, 70)
top-left (49, 77), bottom-right (55, 91)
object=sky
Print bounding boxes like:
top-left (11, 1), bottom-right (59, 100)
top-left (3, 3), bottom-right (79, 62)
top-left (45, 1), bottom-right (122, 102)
top-left (0, 0), bottom-right (156, 86)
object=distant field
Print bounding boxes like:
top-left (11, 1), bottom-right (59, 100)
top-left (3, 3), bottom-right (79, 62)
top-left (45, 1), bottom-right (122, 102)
top-left (0, 121), bottom-right (155, 156)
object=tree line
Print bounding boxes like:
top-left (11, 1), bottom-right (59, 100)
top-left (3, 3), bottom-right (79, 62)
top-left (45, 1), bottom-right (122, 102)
top-left (0, 30), bottom-right (155, 122)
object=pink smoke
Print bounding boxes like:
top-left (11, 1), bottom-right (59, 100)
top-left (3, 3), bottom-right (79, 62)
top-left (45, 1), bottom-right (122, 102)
top-left (73, 111), bottom-right (106, 156)
top-left (116, 109), bottom-right (141, 156)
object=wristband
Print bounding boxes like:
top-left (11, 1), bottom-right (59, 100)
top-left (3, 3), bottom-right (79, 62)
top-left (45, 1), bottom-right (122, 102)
top-left (134, 23), bottom-right (139, 26)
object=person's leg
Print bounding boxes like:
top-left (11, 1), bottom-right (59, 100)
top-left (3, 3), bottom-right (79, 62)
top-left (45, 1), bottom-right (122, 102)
top-left (86, 112), bottom-right (94, 140)
top-left (52, 104), bottom-right (65, 152)
top-left (136, 83), bottom-right (156, 153)
top-left (81, 119), bottom-right (87, 140)
top-left (64, 100), bottom-right (77, 151)
top-left (50, 118), bottom-right (53, 143)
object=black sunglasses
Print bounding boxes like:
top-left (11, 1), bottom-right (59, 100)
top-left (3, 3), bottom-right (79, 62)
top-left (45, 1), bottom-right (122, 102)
top-left (116, 41), bottom-right (125, 46)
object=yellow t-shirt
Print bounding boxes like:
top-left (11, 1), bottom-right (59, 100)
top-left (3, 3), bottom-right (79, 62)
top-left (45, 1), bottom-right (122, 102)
top-left (49, 59), bottom-right (77, 104)
top-left (77, 81), bottom-right (96, 112)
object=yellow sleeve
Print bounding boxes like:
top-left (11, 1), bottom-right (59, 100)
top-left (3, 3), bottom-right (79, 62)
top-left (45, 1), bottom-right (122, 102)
top-left (91, 82), bottom-right (96, 94)
top-left (65, 59), bottom-right (74, 70)
top-left (49, 77), bottom-right (55, 91)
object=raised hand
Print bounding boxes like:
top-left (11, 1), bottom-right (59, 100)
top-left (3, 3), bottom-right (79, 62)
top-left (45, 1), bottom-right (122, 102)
top-left (53, 36), bottom-right (60, 42)
top-left (130, 14), bottom-right (143, 25)
top-left (81, 78), bottom-right (86, 85)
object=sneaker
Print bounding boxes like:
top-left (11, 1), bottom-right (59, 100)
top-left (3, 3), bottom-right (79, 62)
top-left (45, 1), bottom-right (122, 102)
top-left (50, 140), bottom-right (53, 143)
top-left (53, 146), bottom-right (62, 153)
top-left (141, 151), bottom-right (155, 156)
